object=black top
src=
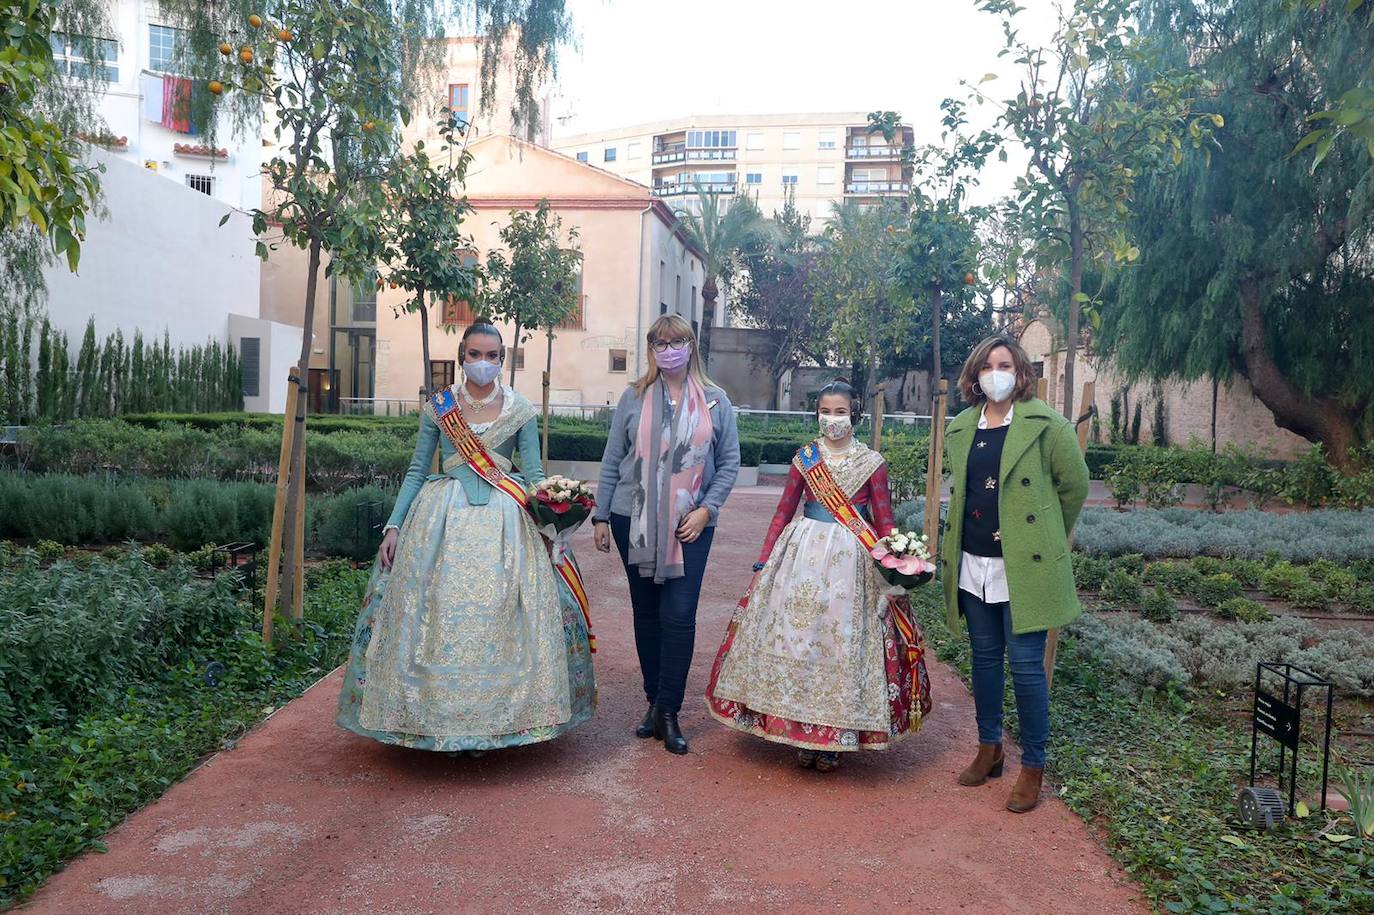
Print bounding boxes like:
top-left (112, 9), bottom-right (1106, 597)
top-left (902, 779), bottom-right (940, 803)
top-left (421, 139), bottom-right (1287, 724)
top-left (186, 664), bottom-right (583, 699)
top-left (962, 424), bottom-right (1008, 557)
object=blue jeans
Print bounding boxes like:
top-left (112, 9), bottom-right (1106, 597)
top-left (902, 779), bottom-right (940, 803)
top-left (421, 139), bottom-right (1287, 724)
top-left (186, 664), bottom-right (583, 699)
top-left (959, 590), bottom-right (1050, 768)
top-left (610, 513), bottom-right (715, 714)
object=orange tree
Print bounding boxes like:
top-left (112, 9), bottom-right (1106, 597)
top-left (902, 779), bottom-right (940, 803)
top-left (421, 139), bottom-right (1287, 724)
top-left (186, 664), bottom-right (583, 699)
top-left (378, 113), bottom-right (480, 397)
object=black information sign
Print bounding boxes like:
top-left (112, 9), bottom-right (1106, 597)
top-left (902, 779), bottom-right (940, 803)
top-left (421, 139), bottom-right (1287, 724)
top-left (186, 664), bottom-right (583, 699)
top-left (1254, 689), bottom-right (1300, 750)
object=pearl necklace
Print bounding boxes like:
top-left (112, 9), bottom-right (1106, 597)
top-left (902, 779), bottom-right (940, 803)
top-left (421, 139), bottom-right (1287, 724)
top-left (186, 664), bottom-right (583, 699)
top-left (821, 438), bottom-right (860, 463)
top-left (461, 381), bottom-right (501, 410)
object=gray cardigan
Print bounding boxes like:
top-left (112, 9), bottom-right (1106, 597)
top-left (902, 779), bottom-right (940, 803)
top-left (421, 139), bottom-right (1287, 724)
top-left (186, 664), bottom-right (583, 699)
top-left (594, 383), bottom-right (741, 525)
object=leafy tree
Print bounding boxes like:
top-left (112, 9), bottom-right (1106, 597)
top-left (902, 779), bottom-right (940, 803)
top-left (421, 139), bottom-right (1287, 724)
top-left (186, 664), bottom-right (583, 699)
top-left (876, 101), bottom-right (998, 399)
top-left (378, 115), bottom-right (480, 396)
top-left (679, 187), bottom-right (770, 363)
top-left (155, 0), bottom-right (572, 147)
top-left (973, 0), bottom-right (1220, 417)
top-left (725, 192), bottom-right (830, 409)
top-left (0, 0), bottom-right (114, 312)
top-left (1294, 0), bottom-right (1372, 167)
top-left (483, 200), bottom-right (581, 447)
top-left (1100, 0), bottom-right (1374, 470)
top-left (809, 199), bottom-right (919, 408)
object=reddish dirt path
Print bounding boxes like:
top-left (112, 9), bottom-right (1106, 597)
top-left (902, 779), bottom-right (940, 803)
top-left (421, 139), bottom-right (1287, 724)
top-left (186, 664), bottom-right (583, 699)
top-left (25, 489), bottom-right (1145, 915)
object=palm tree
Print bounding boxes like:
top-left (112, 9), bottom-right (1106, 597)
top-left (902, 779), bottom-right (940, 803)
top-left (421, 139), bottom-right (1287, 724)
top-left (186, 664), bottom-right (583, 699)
top-left (679, 185), bottom-right (769, 363)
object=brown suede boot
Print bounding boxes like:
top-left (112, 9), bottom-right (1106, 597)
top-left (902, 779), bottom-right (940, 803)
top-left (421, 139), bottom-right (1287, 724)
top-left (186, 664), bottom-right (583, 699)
top-left (1006, 766), bottom-right (1044, 813)
top-left (958, 743), bottom-right (1005, 786)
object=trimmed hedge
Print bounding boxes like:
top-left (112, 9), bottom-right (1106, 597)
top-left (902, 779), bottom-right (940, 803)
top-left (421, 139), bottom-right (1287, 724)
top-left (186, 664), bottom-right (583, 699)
top-left (0, 471), bottom-right (395, 556)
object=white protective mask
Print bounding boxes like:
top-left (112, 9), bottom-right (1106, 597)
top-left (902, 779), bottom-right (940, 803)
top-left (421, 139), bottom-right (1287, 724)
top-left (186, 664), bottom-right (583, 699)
top-left (978, 370), bottom-right (1016, 403)
top-left (819, 414), bottom-right (852, 441)
top-left (464, 359), bottom-right (502, 387)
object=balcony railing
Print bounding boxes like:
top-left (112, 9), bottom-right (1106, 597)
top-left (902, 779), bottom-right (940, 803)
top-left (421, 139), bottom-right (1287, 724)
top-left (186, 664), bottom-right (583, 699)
top-left (652, 145), bottom-right (687, 165)
top-left (652, 180), bottom-right (738, 197)
top-left (846, 145), bottom-right (902, 159)
top-left (845, 181), bottom-right (911, 195)
top-left (685, 148), bottom-right (736, 162)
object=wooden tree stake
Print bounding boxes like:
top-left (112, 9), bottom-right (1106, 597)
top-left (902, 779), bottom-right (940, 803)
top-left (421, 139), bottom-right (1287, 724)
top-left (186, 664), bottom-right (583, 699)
top-left (291, 421), bottom-right (306, 621)
top-left (872, 382), bottom-right (886, 452)
top-left (262, 368), bottom-right (302, 645)
top-left (923, 379), bottom-right (948, 546)
top-left (1044, 379), bottom-right (1095, 689)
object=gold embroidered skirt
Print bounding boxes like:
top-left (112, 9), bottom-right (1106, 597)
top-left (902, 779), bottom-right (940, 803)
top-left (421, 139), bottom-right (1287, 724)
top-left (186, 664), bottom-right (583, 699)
top-left (709, 517), bottom-right (893, 740)
top-left (336, 477), bottom-right (596, 750)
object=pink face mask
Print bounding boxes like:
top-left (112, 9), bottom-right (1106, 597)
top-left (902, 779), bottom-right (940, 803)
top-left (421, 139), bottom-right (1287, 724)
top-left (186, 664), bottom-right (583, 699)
top-left (655, 345), bottom-right (691, 373)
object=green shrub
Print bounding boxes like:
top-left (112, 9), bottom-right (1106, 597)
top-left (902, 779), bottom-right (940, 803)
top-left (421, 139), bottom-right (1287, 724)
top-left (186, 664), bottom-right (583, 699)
top-left (35, 540), bottom-right (64, 562)
top-left (1140, 586), bottom-right (1177, 622)
top-left (1101, 569), bottom-right (1143, 606)
top-left (1192, 556), bottom-right (1226, 577)
top-left (1290, 580), bottom-right (1329, 610)
top-left (1194, 572), bottom-right (1242, 608)
top-left (1143, 560), bottom-right (1204, 596)
top-left (882, 437), bottom-right (930, 504)
top-left (1108, 552), bottom-right (1146, 577)
top-left (1218, 557), bottom-right (1265, 588)
top-left (310, 486), bottom-right (397, 561)
top-left (1073, 554), bottom-right (1110, 591)
top-left (99, 544), bottom-right (125, 561)
top-left (1323, 568), bottom-right (1361, 604)
top-left (1261, 561), bottom-right (1310, 600)
top-left (1217, 596), bottom-right (1272, 623)
top-left (185, 544), bottom-right (216, 573)
top-left (140, 543), bottom-right (174, 568)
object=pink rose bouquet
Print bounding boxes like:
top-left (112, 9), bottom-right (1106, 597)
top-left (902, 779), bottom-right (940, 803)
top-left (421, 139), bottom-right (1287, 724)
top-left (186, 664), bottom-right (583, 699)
top-left (869, 530), bottom-right (936, 591)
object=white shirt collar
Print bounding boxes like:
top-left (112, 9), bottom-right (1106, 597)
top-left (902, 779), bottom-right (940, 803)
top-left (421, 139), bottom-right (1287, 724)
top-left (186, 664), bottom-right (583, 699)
top-left (978, 402), bottom-right (1014, 430)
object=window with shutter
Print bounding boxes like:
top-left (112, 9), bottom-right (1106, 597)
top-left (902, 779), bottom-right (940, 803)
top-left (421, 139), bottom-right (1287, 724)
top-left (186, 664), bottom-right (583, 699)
top-left (240, 338), bottom-right (261, 397)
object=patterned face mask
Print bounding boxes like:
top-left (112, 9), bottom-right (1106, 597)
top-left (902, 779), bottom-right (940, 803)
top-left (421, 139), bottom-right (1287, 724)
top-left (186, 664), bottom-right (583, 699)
top-left (819, 414), bottom-right (852, 441)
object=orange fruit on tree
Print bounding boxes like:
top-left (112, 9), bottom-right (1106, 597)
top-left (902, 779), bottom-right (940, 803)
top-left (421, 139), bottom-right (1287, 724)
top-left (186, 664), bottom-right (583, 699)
top-left (208, 80), bottom-right (224, 95)
top-left (964, 272), bottom-right (976, 285)
top-left (278, 28), bottom-right (293, 42)
top-left (218, 41), bottom-right (232, 56)
top-left (239, 46), bottom-right (254, 64)
top-left (248, 14), bottom-right (263, 28)
top-left (362, 121), bottom-right (376, 132)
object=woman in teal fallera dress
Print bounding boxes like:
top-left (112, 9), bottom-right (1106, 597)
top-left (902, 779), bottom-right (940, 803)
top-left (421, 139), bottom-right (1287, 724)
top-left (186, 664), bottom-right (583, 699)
top-left (336, 323), bottom-right (596, 751)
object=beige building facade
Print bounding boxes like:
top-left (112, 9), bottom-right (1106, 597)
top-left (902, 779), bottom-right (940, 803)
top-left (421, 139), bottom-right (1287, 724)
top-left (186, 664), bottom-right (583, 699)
top-left (1018, 318), bottom-right (1309, 458)
top-left (554, 113), bottom-right (914, 223)
top-left (355, 136), bottom-right (706, 411)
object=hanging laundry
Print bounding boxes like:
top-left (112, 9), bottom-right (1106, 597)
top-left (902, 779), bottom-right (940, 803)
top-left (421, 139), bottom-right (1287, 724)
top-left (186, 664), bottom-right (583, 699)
top-left (140, 72), bottom-right (164, 123)
top-left (162, 75), bottom-right (192, 134)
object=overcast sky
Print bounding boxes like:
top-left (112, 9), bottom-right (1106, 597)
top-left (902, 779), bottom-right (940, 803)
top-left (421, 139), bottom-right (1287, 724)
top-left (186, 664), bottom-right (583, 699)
top-left (553, 0), bottom-right (1061, 203)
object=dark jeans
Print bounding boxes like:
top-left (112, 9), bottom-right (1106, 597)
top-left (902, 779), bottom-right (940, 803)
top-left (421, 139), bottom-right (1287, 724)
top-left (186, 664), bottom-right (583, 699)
top-left (959, 589), bottom-right (1050, 768)
top-left (610, 513), bottom-right (715, 714)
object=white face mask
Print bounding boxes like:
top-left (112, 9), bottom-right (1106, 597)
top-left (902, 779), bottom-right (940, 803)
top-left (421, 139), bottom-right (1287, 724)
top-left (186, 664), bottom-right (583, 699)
top-left (819, 414), bottom-right (852, 441)
top-left (464, 359), bottom-right (502, 387)
top-left (978, 370), bottom-right (1016, 403)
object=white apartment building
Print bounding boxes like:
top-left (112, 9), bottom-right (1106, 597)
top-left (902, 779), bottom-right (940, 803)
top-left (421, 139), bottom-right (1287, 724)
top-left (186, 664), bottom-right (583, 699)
top-left (59, 0), bottom-right (263, 211)
top-left (555, 113), bottom-right (914, 222)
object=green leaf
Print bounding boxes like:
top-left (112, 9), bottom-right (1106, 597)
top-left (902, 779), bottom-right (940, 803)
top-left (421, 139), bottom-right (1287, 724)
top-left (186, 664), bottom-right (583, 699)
top-left (1295, 800), bottom-right (1310, 819)
top-left (217, 213), bottom-right (231, 228)
top-left (1324, 833), bottom-right (1354, 843)
top-left (979, 73), bottom-right (999, 84)
top-left (1219, 835), bottom-right (1247, 847)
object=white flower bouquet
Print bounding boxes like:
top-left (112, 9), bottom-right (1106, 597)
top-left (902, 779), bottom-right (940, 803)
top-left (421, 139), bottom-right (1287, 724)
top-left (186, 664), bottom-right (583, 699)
top-left (869, 530), bottom-right (936, 591)
top-left (529, 475), bottom-right (596, 537)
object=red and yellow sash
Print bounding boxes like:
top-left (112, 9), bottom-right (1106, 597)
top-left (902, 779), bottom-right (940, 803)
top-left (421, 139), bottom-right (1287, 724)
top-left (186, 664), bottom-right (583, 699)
top-left (793, 442), bottom-right (925, 713)
top-left (430, 387), bottom-right (596, 652)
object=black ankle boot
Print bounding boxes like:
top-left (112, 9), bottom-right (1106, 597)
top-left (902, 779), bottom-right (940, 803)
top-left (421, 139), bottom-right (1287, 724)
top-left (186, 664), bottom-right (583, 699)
top-left (654, 706), bottom-right (689, 755)
top-left (635, 704), bottom-right (657, 739)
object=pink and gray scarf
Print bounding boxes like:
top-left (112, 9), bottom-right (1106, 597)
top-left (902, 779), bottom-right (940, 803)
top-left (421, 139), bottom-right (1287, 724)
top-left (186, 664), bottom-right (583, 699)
top-left (627, 376), bottom-right (713, 583)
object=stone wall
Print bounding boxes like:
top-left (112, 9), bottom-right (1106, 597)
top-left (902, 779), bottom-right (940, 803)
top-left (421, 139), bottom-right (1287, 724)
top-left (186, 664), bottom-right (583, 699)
top-left (1017, 319), bottom-right (1310, 459)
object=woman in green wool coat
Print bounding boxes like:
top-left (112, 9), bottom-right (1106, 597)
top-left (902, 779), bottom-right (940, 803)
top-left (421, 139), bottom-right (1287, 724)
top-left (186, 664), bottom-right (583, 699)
top-left (940, 335), bottom-right (1090, 814)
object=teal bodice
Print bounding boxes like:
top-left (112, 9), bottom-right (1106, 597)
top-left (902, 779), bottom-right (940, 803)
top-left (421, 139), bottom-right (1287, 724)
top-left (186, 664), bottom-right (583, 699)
top-left (385, 397), bottom-right (545, 530)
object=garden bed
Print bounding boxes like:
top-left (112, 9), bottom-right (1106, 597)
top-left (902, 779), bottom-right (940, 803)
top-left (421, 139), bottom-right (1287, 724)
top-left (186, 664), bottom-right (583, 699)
top-left (909, 587), bottom-right (1374, 913)
top-left (0, 548), bottom-right (366, 906)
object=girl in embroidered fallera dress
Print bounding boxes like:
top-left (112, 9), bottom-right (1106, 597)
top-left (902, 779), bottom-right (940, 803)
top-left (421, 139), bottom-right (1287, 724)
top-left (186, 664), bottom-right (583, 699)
top-left (706, 381), bottom-right (932, 772)
top-left (335, 323), bottom-right (595, 753)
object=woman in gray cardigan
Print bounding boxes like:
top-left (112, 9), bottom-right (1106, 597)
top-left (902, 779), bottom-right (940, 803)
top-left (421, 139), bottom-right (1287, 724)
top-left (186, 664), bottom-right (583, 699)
top-left (592, 314), bottom-right (741, 755)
